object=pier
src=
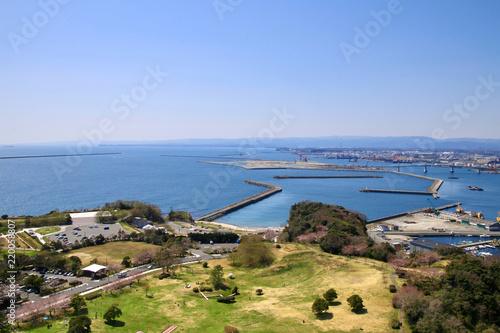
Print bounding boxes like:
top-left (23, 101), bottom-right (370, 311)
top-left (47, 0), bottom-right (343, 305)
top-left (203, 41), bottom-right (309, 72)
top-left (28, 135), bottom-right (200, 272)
top-left (367, 202), bottom-right (461, 224)
top-left (195, 180), bottom-right (282, 222)
top-left (274, 175), bottom-right (382, 179)
top-left (0, 152), bottom-right (122, 160)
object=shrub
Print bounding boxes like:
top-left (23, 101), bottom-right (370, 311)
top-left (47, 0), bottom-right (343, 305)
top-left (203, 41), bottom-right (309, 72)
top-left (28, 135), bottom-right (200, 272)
top-left (256, 289), bottom-right (263, 296)
top-left (347, 294), bottom-right (364, 312)
top-left (224, 326), bottom-right (239, 333)
top-left (275, 244), bottom-right (281, 248)
top-left (231, 286), bottom-right (239, 295)
top-left (193, 287), bottom-right (199, 293)
top-left (389, 285), bottom-right (397, 293)
top-left (217, 296), bottom-right (235, 303)
top-left (199, 286), bottom-right (213, 292)
top-left (390, 318), bottom-right (401, 329)
top-left (158, 272), bottom-right (171, 280)
top-left (70, 280), bottom-right (83, 287)
top-left (85, 291), bottom-right (102, 300)
top-left (312, 297), bottom-right (329, 315)
top-left (323, 288), bottom-right (338, 303)
top-left (202, 262), bottom-right (208, 268)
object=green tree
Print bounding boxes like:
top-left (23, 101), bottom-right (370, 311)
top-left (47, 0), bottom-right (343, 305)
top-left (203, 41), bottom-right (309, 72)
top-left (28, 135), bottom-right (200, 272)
top-left (103, 303), bottom-right (122, 323)
top-left (312, 297), bottom-right (329, 315)
top-left (25, 275), bottom-right (44, 290)
top-left (144, 283), bottom-right (150, 296)
top-left (210, 265), bottom-right (225, 290)
top-left (347, 294), bottom-right (364, 312)
top-left (1, 214), bottom-right (7, 220)
top-left (121, 256), bottom-right (132, 268)
top-left (323, 288), bottom-right (338, 303)
top-left (69, 294), bottom-right (86, 313)
top-left (69, 256), bottom-right (82, 271)
top-left (68, 315), bottom-right (91, 333)
top-left (234, 235), bottom-right (274, 268)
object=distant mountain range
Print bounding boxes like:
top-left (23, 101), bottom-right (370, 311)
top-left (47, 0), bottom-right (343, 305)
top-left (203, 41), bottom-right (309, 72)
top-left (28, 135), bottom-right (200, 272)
top-left (99, 136), bottom-right (500, 150)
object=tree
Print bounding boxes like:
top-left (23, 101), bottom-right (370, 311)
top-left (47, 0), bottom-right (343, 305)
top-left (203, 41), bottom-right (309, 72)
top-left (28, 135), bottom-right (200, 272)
top-left (103, 304), bottom-right (122, 323)
top-left (121, 256), bottom-right (132, 268)
top-left (25, 275), bottom-right (44, 291)
top-left (312, 297), bottom-right (329, 315)
top-left (69, 256), bottom-right (82, 271)
top-left (143, 283), bottom-right (150, 296)
top-left (69, 294), bottom-right (86, 313)
top-left (347, 295), bottom-right (364, 312)
top-left (1, 214), bottom-right (7, 220)
top-left (68, 315), bottom-right (92, 333)
top-left (154, 245), bottom-right (181, 275)
top-left (323, 288), bottom-right (338, 303)
top-left (210, 265), bottom-right (225, 290)
top-left (234, 235), bottom-right (274, 268)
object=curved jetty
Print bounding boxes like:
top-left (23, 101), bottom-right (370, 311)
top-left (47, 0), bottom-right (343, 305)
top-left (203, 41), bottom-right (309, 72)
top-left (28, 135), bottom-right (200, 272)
top-left (367, 202), bottom-right (461, 224)
top-left (360, 171), bottom-right (443, 198)
top-left (274, 175), bottom-right (382, 179)
top-left (195, 180), bottom-right (282, 222)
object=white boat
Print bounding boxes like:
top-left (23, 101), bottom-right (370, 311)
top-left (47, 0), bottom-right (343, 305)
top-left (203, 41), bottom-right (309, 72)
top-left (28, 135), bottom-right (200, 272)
top-left (480, 234), bottom-right (490, 238)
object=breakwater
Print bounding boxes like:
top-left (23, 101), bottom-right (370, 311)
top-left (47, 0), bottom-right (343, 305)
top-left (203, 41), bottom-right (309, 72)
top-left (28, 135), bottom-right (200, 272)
top-left (360, 170), bottom-right (443, 197)
top-left (274, 175), bottom-right (382, 179)
top-left (367, 202), bottom-right (461, 224)
top-left (0, 152), bottom-right (122, 159)
top-left (195, 180), bottom-right (282, 222)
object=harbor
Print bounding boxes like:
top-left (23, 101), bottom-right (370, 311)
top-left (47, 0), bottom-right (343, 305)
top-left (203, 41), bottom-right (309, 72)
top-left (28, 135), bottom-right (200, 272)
top-left (195, 180), bottom-right (282, 222)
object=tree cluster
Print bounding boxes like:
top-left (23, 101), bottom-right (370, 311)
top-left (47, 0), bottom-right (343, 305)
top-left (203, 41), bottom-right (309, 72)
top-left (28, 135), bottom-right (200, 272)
top-left (188, 232), bottom-right (239, 244)
top-left (230, 235), bottom-right (274, 268)
top-left (394, 254), bottom-right (500, 332)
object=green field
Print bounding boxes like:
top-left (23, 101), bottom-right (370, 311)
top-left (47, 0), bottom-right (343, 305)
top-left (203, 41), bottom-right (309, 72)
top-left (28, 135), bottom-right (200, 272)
top-left (25, 244), bottom-right (398, 333)
top-left (118, 222), bottom-right (138, 233)
top-left (36, 227), bottom-right (61, 235)
top-left (66, 241), bottom-right (161, 265)
top-left (17, 232), bottom-right (43, 250)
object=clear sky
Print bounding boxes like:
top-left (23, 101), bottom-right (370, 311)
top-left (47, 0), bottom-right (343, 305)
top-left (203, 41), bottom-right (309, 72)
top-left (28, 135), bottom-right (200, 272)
top-left (1, 0), bottom-right (500, 144)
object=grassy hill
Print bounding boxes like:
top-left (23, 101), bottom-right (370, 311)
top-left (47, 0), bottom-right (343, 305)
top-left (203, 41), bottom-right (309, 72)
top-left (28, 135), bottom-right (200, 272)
top-left (26, 244), bottom-right (398, 333)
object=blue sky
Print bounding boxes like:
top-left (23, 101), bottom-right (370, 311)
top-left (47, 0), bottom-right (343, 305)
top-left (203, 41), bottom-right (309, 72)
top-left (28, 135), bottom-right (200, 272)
top-left (1, 0), bottom-right (499, 144)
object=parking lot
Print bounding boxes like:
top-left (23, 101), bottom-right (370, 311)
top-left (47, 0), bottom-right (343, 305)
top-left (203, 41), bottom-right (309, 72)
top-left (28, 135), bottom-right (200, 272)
top-left (45, 223), bottom-right (125, 245)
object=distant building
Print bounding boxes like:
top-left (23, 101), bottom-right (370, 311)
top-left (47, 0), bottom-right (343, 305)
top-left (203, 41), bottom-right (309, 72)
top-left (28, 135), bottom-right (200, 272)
top-left (262, 230), bottom-right (280, 242)
top-left (131, 217), bottom-right (152, 229)
top-left (81, 264), bottom-right (107, 279)
top-left (409, 239), bottom-right (454, 254)
top-left (375, 224), bottom-right (390, 232)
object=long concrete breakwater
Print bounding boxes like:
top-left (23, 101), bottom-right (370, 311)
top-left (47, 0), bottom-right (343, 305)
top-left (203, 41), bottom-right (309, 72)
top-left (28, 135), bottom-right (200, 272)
top-left (195, 180), bottom-right (282, 222)
top-left (274, 175), bottom-right (382, 179)
top-left (367, 202), bottom-right (461, 224)
top-left (360, 170), bottom-right (443, 197)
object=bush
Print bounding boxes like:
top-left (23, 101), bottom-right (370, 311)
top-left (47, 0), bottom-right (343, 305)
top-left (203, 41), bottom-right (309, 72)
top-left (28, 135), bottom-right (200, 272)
top-left (202, 262), bottom-right (208, 268)
top-left (323, 288), bottom-right (338, 303)
top-left (199, 286), bottom-right (213, 292)
top-left (70, 280), bottom-right (83, 287)
top-left (389, 285), bottom-right (397, 293)
top-left (231, 286), bottom-right (239, 295)
top-left (217, 296), bottom-right (235, 303)
top-left (347, 294), bottom-right (364, 312)
top-left (158, 272), bottom-right (171, 280)
top-left (390, 318), bottom-right (401, 329)
top-left (224, 326), bottom-right (239, 333)
top-left (85, 291), bottom-right (102, 300)
top-left (193, 287), bottom-right (199, 293)
top-left (256, 289), bottom-right (263, 296)
top-left (275, 244), bottom-right (281, 248)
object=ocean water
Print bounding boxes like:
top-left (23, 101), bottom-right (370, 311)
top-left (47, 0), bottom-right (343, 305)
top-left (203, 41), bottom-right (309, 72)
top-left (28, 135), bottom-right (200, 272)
top-left (1, 146), bottom-right (499, 228)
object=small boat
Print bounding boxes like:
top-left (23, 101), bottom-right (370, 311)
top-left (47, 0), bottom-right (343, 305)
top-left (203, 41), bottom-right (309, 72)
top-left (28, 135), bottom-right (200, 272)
top-left (467, 186), bottom-right (484, 191)
top-left (480, 234), bottom-right (490, 238)
top-left (448, 176), bottom-right (459, 179)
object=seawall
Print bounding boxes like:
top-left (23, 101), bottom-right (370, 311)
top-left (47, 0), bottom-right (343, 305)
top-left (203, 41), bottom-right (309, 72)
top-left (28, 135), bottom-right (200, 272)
top-left (195, 180), bottom-right (282, 222)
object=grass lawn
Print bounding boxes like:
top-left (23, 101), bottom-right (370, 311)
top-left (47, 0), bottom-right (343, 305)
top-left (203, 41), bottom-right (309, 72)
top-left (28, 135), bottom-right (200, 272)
top-left (65, 241), bottom-right (161, 265)
top-left (36, 226), bottom-right (61, 235)
top-left (118, 222), bottom-right (138, 233)
top-left (25, 244), bottom-right (398, 333)
top-left (0, 249), bottom-right (38, 256)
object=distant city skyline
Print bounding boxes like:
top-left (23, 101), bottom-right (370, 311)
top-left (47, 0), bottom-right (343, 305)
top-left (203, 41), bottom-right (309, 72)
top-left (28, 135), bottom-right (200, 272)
top-left (1, 0), bottom-right (500, 144)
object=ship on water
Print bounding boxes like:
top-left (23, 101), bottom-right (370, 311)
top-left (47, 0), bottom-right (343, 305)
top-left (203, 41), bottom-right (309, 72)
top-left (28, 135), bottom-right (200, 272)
top-left (467, 186), bottom-right (484, 191)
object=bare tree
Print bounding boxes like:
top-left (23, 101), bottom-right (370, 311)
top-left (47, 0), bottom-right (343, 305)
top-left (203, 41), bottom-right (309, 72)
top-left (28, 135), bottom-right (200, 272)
top-left (154, 246), bottom-right (181, 274)
top-left (133, 249), bottom-right (155, 266)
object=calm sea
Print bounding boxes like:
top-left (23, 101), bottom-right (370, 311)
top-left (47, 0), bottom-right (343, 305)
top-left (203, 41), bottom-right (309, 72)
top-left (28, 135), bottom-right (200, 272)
top-left (1, 146), bottom-right (499, 228)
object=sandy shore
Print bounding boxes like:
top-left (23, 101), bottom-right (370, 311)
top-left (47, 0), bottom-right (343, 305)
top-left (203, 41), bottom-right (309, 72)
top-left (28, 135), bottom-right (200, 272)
top-left (196, 220), bottom-right (283, 233)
